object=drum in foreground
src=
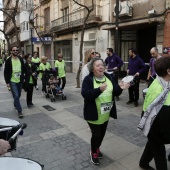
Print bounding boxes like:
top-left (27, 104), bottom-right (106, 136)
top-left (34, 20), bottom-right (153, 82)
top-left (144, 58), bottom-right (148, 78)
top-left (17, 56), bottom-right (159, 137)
top-left (143, 88), bottom-right (148, 99)
top-left (0, 157), bottom-right (43, 170)
top-left (0, 117), bottom-right (20, 151)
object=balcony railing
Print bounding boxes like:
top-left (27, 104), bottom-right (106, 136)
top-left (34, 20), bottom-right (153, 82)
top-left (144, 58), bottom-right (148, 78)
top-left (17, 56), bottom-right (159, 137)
top-left (40, 0), bottom-right (51, 5)
top-left (51, 5), bottom-right (102, 32)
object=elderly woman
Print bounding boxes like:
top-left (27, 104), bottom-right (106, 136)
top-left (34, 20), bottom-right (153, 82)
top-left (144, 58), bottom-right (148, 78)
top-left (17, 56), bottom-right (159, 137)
top-left (39, 56), bottom-right (51, 94)
top-left (138, 57), bottom-right (170, 170)
top-left (81, 58), bottom-right (129, 165)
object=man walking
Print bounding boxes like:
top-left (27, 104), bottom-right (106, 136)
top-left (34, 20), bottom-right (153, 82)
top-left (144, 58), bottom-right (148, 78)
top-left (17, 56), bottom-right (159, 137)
top-left (4, 46), bottom-right (25, 118)
top-left (105, 48), bottom-right (123, 101)
top-left (126, 48), bottom-right (146, 107)
top-left (146, 47), bottom-right (162, 87)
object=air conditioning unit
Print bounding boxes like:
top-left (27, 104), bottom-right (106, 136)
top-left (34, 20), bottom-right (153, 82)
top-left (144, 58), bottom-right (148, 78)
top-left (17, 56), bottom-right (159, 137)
top-left (113, 1), bottom-right (133, 17)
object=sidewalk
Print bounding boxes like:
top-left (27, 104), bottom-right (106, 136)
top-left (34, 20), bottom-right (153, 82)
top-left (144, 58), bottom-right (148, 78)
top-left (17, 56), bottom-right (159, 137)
top-left (0, 70), bottom-right (170, 170)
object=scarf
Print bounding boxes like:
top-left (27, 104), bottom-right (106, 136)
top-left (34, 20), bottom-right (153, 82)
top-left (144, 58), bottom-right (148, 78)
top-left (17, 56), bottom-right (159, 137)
top-left (137, 76), bottom-right (170, 136)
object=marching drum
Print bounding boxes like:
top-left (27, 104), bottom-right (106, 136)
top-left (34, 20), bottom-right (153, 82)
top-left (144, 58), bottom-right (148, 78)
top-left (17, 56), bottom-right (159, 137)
top-left (0, 117), bottom-right (20, 151)
top-left (143, 88), bottom-right (148, 99)
top-left (0, 157), bottom-right (43, 170)
top-left (122, 75), bottom-right (135, 86)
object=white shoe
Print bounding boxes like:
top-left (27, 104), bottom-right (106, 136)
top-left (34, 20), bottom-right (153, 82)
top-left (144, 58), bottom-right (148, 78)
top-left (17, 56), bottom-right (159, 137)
top-left (35, 85), bottom-right (39, 90)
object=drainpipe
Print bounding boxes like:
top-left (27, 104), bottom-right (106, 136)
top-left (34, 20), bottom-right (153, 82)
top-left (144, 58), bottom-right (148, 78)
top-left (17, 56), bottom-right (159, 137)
top-left (115, 0), bottom-right (119, 54)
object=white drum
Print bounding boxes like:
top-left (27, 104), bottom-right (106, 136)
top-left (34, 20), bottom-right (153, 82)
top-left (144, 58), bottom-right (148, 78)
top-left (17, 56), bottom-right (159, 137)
top-left (0, 117), bottom-right (20, 151)
top-left (122, 76), bottom-right (135, 86)
top-left (143, 88), bottom-right (148, 99)
top-left (0, 157), bottom-right (43, 170)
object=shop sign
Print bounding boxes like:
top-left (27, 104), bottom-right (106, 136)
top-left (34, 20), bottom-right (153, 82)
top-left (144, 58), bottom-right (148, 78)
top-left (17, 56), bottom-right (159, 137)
top-left (32, 37), bottom-right (52, 43)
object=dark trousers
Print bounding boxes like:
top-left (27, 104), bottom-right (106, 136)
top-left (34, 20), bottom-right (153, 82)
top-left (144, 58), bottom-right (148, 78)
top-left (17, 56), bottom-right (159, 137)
top-left (26, 83), bottom-right (34, 105)
top-left (59, 77), bottom-right (66, 90)
top-left (128, 80), bottom-right (139, 102)
top-left (140, 138), bottom-right (167, 170)
top-left (88, 121), bottom-right (108, 153)
top-left (147, 75), bottom-right (156, 88)
top-left (41, 79), bottom-right (46, 93)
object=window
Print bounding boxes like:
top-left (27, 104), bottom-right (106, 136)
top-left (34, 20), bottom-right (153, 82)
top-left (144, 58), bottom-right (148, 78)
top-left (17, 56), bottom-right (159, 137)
top-left (62, 8), bottom-right (69, 23)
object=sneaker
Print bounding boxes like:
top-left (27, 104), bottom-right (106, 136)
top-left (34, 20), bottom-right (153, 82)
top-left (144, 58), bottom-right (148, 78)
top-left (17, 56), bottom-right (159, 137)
top-left (35, 85), bottom-right (39, 90)
top-left (90, 151), bottom-right (99, 165)
top-left (126, 100), bottom-right (134, 105)
top-left (27, 104), bottom-right (31, 108)
top-left (97, 148), bottom-right (103, 159)
top-left (139, 164), bottom-right (155, 170)
top-left (18, 111), bottom-right (23, 118)
top-left (134, 101), bottom-right (138, 107)
top-left (30, 102), bottom-right (34, 106)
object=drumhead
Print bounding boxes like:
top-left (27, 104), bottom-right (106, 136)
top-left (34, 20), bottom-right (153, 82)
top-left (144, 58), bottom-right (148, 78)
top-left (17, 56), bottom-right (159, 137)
top-left (122, 76), bottom-right (134, 83)
top-left (0, 117), bottom-right (20, 127)
top-left (0, 157), bottom-right (42, 170)
top-left (143, 88), bottom-right (148, 93)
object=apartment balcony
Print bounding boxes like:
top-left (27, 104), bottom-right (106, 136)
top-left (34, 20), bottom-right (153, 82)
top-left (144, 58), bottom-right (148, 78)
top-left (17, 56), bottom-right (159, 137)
top-left (51, 5), bottom-right (102, 33)
top-left (5, 19), bottom-right (20, 35)
top-left (40, 0), bottom-right (51, 5)
top-left (37, 24), bottom-right (51, 36)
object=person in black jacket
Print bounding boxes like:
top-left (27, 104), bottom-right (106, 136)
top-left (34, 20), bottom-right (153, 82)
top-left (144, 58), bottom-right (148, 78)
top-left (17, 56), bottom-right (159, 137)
top-left (24, 53), bottom-right (37, 107)
top-left (4, 46), bottom-right (25, 118)
top-left (81, 58), bottom-right (130, 165)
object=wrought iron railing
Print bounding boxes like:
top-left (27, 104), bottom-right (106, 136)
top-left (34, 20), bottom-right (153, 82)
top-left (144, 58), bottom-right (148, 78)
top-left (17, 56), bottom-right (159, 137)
top-left (51, 5), bottom-right (102, 31)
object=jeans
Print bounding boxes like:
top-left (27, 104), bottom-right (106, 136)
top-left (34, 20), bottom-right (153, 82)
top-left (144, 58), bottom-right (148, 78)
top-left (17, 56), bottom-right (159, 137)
top-left (10, 82), bottom-right (22, 112)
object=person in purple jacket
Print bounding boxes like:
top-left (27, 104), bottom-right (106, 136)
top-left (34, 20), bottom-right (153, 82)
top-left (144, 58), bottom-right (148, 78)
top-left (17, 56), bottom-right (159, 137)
top-left (146, 47), bottom-right (162, 87)
top-left (105, 48), bottom-right (123, 101)
top-left (126, 48), bottom-right (146, 107)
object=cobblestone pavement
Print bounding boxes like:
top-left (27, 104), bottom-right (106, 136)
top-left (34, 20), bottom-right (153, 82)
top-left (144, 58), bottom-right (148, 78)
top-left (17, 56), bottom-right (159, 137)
top-left (0, 68), bottom-right (170, 170)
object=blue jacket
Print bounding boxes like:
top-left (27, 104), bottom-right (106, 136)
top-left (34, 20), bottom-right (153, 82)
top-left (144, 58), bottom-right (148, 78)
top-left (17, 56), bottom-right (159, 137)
top-left (81, 72), bottom-right (122, 121)
top-left (105, 54), bottom-right (123, 70)
top-left (128, 55), bottom-right (146, 75)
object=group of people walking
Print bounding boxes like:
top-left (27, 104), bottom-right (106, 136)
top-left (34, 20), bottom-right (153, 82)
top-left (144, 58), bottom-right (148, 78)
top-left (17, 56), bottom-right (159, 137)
top-left (2, 45), bottom-right (170, 170)
top-left (3, 46), bottom-right (66, 118)
top-left (81, 47), bottom-right (170, 170)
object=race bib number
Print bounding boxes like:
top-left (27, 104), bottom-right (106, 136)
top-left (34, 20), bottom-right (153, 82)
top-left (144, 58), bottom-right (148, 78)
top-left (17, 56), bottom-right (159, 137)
top-left (101, 102), bottom-right (113, 115)
top-left (14, 72), bottom-right (21, 78)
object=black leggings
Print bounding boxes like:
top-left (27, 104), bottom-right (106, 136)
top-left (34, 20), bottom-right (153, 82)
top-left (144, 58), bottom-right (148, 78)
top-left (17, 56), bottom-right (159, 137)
top-left (88, 121), bottom-right (108, 153)
top-left (59, 77), bottom-right (66, 90)
top-left (26, 83), bottom-right (34, 105)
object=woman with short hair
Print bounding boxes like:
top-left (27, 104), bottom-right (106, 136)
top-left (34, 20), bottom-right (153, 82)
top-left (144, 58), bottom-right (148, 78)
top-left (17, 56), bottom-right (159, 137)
top-left (138, 56), bottom-right (170, 170)
top-left (81, 58), bottom-right (129, 165)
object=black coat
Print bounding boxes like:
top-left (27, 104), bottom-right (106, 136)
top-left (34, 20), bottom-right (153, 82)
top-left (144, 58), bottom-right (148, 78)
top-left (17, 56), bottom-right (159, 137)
top-left (4, 56), bottom-right (25, 84)
top-left (23, 62), bottom-right (37, 91)
top-left (81, 72), bottom-right (123, 121)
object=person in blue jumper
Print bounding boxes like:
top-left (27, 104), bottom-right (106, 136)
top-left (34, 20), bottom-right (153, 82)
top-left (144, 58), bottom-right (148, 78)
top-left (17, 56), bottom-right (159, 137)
top-left (126, 48), bottom-right (146, 107)
top-left (105, 48), bottom-right (123, 101)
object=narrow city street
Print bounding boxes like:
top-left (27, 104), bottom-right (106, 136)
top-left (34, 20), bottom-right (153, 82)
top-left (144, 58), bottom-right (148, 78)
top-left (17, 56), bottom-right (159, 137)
top-left (0, 69), bottom-right (170, 170)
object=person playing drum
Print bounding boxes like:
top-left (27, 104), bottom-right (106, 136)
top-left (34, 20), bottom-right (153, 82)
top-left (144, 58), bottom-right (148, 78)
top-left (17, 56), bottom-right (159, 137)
top-left (126, 48), bottom-right (146, 107)
top-left (146, 47), bottom-right (162, 87)
top-left (0, 139), bottom-right (10, 155)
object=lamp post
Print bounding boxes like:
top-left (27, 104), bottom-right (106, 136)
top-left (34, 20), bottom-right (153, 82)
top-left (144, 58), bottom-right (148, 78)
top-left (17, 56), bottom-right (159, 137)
top-left (115, 0), bottom-right (119, 54)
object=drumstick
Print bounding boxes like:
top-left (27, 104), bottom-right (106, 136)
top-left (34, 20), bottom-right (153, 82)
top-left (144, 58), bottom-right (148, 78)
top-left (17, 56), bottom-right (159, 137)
top-left (8, 123), bottom-right (27, 144)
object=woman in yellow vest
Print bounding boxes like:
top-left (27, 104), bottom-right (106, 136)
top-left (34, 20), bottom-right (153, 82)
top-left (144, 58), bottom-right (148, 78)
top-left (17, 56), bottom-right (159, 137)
top-left (39, 56), bottom-right (51, 94)
top-left (138, 57), bottom-right (170, 170)
top-left (81, 58), bottom-right (129, 165)
top-left (55, 53), bottom-right (66, 91)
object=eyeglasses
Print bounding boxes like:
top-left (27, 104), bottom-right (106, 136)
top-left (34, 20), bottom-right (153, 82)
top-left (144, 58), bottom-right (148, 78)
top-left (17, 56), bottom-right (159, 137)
top-left (94, 77), bottom-right (106, 84)
top-left (91, 52), bottom-right (96, 55)
top-left (12, 50), bottom-right (18, 52)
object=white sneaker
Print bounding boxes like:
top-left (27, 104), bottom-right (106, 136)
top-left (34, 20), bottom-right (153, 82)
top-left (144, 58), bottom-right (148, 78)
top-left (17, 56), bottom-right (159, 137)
top-left (35, 85), bottom-right (39, 90)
